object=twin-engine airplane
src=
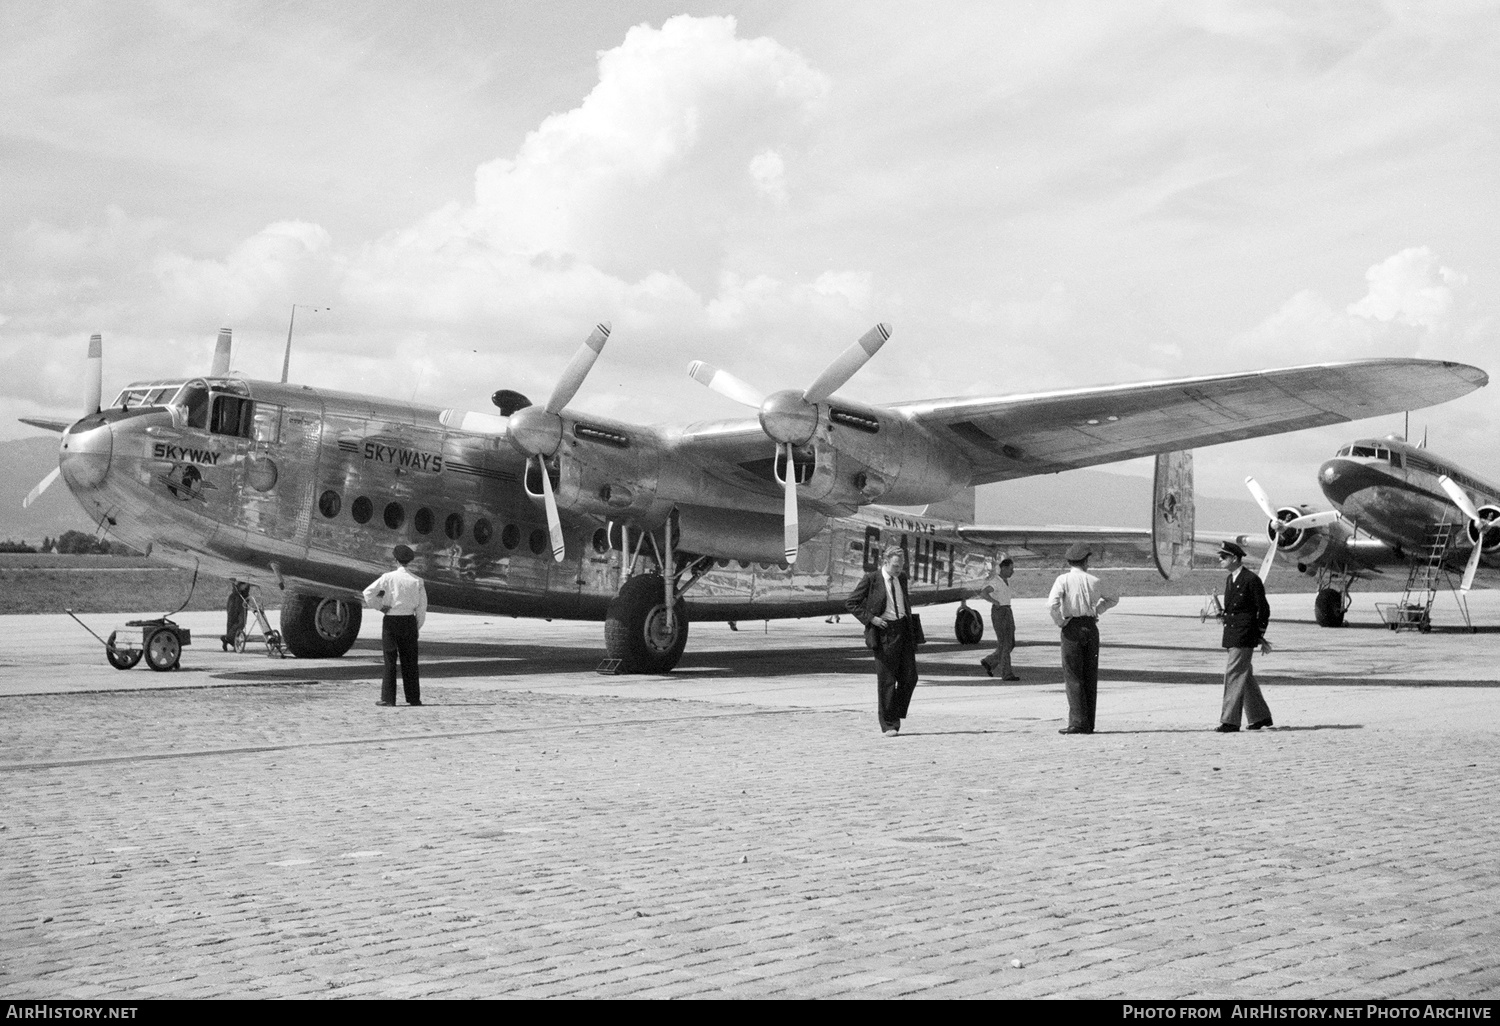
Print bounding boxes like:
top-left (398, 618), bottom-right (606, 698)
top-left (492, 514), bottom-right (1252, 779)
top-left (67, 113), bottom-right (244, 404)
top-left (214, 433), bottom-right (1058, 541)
top-left (1227, 435), bottom-right (1498, 629)
top-left (20, 322), bottom-right (1486, 671)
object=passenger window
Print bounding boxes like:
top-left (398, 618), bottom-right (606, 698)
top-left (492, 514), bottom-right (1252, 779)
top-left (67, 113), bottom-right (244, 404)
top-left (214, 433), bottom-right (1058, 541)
top-left (501, 524), bottom-right (520, 550)
top-left (318, 490), bottom-right (341, 518)
top-left (474, 518), bottom-right (493, 545)
top-left (384, 502), bottom-right (406, 530)
top-left (529, 529), bottom-right (548, 554)
top-left (414, 507), bottom-right (434, 534)
top-left (351, 496), bottom-right (373, 524)
top-left (445, 513), bottom-right (464, 540)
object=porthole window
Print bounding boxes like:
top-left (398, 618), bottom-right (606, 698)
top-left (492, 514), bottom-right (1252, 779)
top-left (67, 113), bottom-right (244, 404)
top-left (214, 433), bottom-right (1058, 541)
top-left (384, 502), bottom-right (406, 530)
top-left (592, 528), bottom-right (610, 554)
top-left (318, 490), bottom-right (341, 519)
top-left (474, 518), bottom-right (493, 545)
top-left (529, 528), bottom-right (548, 554)
top-left (445, 513), bottom-right (465, 540)
top-left (414, 507), bottom-right (434, 534)
top-left (351, 496), bottom-right (373, 524)
top-left (501, 524), bottom-right (521, 550)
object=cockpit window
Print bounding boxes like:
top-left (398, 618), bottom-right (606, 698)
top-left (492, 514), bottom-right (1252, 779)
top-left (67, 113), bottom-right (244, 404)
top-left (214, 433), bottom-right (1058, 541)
top-left (1351, 445), bottom-right (1377, 458)
top-left (179, 383), bottom-right (210, 429)
top-left (210, 394), bottom-right (254, 438)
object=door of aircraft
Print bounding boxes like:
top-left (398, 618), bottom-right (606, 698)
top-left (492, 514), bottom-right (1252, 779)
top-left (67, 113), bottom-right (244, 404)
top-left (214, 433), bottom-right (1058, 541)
top-left (241, 394), bottom-right (323, 555)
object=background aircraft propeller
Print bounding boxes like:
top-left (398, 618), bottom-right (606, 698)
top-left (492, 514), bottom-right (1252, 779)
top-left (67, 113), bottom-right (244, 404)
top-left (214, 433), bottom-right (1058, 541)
top-left (23, 334), bottom-right (103, 509)
top-left (688, 323), bottom-right (892, 563)
top-left (1437, 475), bottom-right (1497, 591)
top-left (505, 322), bottom-right (612, 562)
top-left (1243, 476), bottom-right (1340, 582)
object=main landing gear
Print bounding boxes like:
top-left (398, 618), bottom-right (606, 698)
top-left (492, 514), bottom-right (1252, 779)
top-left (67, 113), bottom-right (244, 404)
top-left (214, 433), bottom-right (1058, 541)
top-left (603, 519), bottom-right (715, 674)
top-left (280, 592), bottom-right (363, 658)
top-left (1312, 568), bottom-right (1354, 628)
top-left (954, 603), bottom-right (985, 644)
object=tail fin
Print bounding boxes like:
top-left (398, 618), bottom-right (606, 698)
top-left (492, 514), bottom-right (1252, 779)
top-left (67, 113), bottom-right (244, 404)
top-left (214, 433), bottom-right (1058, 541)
top-left (1152, 451), bottom-right (1195, 579)
top-left (923, 487), bottom-right (976, 525)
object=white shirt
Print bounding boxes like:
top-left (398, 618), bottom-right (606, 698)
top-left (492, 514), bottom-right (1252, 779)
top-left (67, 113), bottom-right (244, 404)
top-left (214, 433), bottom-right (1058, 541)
top-left (882, 570), bottom-right (906, 618)
top-left (1047, 566), bottom-right (1118, 627)
top-left (363, 565), bottom-right (428, 629)
top-left (982, 574), bottom-right (1013, 608)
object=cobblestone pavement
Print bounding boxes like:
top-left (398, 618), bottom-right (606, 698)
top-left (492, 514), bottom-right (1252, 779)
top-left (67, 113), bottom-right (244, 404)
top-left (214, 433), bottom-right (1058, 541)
top-left (1, 595), bottom-right (1498, 999)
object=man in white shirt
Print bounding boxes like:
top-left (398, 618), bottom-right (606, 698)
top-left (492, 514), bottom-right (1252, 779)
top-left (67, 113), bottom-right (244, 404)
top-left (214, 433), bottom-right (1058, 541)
top-left (362, 544), bottom-right (429, 707)
top-left (979, 554), bottom-right (1019, 680)
top-left (1046, 542), bottom-right (1119, 734)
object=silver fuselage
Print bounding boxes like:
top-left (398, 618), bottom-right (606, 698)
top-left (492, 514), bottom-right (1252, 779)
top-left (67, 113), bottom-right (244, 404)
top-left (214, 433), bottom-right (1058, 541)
top-left (57, 376), bottom-right (1002, 619)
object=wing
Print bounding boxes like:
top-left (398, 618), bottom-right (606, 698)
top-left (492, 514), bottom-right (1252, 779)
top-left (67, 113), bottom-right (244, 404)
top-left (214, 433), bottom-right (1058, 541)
top-left (957, 525), bottom-right (1223, 568)
top-left (894, 359), bottom-right (1488, 484)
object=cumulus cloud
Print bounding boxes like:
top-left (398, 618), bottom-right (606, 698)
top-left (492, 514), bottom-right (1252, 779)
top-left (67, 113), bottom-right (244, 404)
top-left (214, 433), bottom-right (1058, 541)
top-left (1232, 247), bottom-right (1471, 363)
top-left (2, 16), bottom-right (872, 425)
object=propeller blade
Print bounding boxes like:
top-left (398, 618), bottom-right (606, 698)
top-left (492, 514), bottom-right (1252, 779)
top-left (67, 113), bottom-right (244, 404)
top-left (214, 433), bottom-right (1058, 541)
top-left (84, 333), bottom-right (102, 415)
top-left (210, 327), bottom-right (232, 376)
top-left (1282, 510), bottom-right (1341, 531)
top-left (1244, 476), bottom-right (1278, 522)
top-left (1438, 475), bottom-right (1481, 523)
top-left (802, 323), bottom-right (892, 404)
top-left (23, 467), bottom-right (61, 509)
top-left (544, 322), bottom-right (611, 415)
top-left (536, 456), bottom-right (566, 562)
top-left (1256, 540), bottom-right (1277, 583)
top-left (781, 443), bottom-right (799, 565)
top-left (687, 360), bottom-right (766, 409)
top-left (1461, 538), bottom-right (1483, 592)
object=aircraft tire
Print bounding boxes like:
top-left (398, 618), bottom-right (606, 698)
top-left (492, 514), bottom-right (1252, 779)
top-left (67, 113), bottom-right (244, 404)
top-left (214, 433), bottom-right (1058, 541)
top-left (1313, 588), bottom-right (1346, 628)
top-left (605, 574), bottom-right (688, 674)
top-left (954, 607), bottom-right (985, 645)
top-left (280, 593), bottom-right (363, 658)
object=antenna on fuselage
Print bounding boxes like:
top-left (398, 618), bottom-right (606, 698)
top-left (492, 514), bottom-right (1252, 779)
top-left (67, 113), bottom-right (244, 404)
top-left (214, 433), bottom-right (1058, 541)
top-left (281, 305), bottom-right (329, 383)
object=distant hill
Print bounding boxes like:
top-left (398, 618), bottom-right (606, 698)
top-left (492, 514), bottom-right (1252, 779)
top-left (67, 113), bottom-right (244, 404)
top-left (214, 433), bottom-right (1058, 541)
top-left (0, 433), bottom-right (1266, 547)
top-left (0, 436), bottom-right (97, 545)
top-left (975, 468), bottom-right (1264, 534)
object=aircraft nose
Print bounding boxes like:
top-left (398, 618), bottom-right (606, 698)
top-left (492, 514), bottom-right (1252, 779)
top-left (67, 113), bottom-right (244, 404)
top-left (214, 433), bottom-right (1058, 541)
top-left (59, 416), bottom-right (113, 491)
top-left (1318, 457), bottom-right (1366, 506)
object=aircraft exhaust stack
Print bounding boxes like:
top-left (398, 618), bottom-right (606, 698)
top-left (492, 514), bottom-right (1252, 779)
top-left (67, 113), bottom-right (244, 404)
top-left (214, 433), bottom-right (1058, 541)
top-left (210, 328), bottom-right (232, 376)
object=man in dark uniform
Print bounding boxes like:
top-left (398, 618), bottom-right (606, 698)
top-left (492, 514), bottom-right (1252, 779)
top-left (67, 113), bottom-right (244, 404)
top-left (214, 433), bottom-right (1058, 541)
top-left (846, 548), bottom-right (918, 737)
top-left (1215, 540), bottom-right (1273, 732)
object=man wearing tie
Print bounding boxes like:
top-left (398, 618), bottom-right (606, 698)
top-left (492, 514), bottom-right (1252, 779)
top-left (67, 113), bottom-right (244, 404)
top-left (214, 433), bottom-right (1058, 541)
top-left (1215, 540), bottom-right (1273, 732)
top-left (846, 548), bottom-right (919, 737)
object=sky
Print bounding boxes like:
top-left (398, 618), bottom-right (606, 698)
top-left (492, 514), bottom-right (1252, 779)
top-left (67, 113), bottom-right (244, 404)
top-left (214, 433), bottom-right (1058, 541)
top-left (2, 0), bottom-right (1498, 508)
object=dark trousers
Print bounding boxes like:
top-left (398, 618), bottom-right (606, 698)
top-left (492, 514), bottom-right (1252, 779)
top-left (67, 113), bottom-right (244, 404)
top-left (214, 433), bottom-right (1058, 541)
top-left (1060, 616), bottom-right (1100, 731)
top-left (982, 606), bottom-right (1016, 676)
top-left (381, 614), bottom-right (421, 705)
top-left (874, 617), bottom-right (918, 731)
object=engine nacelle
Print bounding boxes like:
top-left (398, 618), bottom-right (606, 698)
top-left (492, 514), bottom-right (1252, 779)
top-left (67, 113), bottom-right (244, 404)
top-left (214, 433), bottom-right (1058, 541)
top-left (803, 402), bottom-right (971, 509)
top-left (1468, 505), bottom-right (1500, 552)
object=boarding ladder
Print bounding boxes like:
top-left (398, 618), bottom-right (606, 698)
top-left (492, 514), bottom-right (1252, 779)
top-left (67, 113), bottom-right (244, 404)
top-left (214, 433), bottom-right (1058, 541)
top-left (1380, 519), bottom-right (1472, 632)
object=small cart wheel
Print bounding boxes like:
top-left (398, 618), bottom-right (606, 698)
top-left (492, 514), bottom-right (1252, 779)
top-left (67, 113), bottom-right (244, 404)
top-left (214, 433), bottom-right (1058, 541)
top-left (144, 628), bottom-right (182, 671)
top-left (105, 631), bottom-right (142, 670)
top-left (233, 630), bottom-right (248, 654)
top-left (267, 630), bottom-right (286, 658)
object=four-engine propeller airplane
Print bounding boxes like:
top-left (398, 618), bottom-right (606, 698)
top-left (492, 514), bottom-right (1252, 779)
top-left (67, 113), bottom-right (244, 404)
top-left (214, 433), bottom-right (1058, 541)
top-left (19, 322), bottom-right (1487, 671)
top-left (1225, 435), bottom-right (1498, 630)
